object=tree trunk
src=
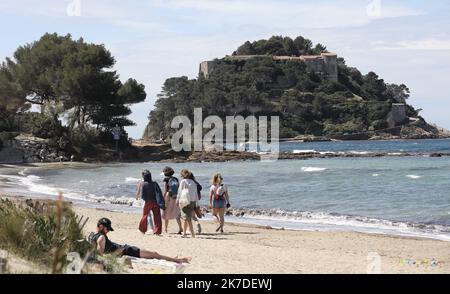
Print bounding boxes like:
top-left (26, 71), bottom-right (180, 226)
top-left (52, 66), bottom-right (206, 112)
top-left (76, 105), bottom-right (81, 126)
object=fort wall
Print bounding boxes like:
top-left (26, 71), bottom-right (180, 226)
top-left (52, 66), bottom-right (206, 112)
top-left (387, 103), bottom-right (408, 128)
top-left (199, 53), bottom-right (338, 82)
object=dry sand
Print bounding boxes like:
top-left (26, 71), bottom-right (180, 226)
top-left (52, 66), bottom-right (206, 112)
top-left (74, 206), bottom-right (450, 274)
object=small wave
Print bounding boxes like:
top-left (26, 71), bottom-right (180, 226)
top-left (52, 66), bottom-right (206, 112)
top-left (349, 151), bottom-right (372, 155)
top-left (372, 174), bottom-right (380, 177)
top-left (18, 169), bottom-right (28, 176)
top-left (19, 175), bottom-right (62, 196)
top-left (293, 150), bottom-right (317, 154)
top-left (86, 194), bottom-right (142, 207)
top-left (80, 180), bottom-right (89, 183)
top-left (1, 173), bottom-right (85, 201)
top-left (125, 177), bottom-right (141, 183)
top-left (25, 175), bottom-right (41, 181)
top-left (301, 167), bottom-right (327, 172)
top-left (223, 207), bottom-right (450, 241)
top-left (406, 175), bottom-right (422, 179)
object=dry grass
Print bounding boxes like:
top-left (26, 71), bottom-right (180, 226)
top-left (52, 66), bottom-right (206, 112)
top-left (0, 196), bottom-right (91, 273)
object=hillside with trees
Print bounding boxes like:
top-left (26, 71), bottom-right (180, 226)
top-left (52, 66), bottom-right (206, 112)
top-left (145, 36), bottom-right (441, 141)
top-left (0, 33), bottom-right (146, 160)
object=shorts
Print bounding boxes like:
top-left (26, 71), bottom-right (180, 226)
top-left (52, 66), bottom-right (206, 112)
top-left (121, 245), bottom-right (141, 258)
top-left (181, 201), bottom-right (196, 221)
top-left (212, 197), bottom-right (226, 209)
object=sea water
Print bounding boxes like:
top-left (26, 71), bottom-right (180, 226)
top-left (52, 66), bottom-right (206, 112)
top-left (1, 139), bottom-right (449, 241)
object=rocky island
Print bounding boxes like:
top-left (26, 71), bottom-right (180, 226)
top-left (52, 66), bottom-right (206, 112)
top-left (144, 36), bottom-right (449, 142)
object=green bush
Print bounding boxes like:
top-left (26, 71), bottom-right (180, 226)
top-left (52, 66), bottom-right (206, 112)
top-left (304, 120), bottom-right (323, 136)
top-left (371, 119), bottom-right (388, 130)
top-left (68, 127), bottom-right (95, 149)
top-left (279, 127), bottom-right (298, 138)
top-left (366, 103), bottom-right (390, 122)
top-left (0, 131), bottom-right (19, 142)
top-left (324, 119), bottom-right (366, 135)
top-left (0, 198), bottom-right (91, 272)
top-left (18, 113), bottom-right (65, 139)
top-left (0, 132), bottom-right (20, 151)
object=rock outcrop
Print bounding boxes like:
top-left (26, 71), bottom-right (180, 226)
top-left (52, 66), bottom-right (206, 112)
top-left (0, 134), bottom-right (68, 164)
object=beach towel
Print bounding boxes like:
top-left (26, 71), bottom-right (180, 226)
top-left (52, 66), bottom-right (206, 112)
top-left (126, 257), bottom-right (186, 274)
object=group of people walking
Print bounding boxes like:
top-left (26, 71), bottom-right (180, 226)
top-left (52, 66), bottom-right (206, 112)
top-left (135, 167), bottom-right (231, 238)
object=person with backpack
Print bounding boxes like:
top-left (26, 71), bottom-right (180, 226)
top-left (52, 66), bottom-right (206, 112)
top-left (209, 173), bottom-right (231, 233)
top-left (136, 170), bottom-right (165, 235)
top-left (161, 166), bottom-right (183, 234)
top-left (188, 172), bottom-right (203, 235)
top-left (177, 169), bottom-right (199, 238)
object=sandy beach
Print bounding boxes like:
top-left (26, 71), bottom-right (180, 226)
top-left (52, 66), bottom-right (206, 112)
top-left (74, 205), bottom-right (449, 274)
top-left (1, 161), bottom-right (449, 274)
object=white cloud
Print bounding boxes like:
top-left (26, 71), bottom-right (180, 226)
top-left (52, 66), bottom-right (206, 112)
top-left (375, 38), bottom-right (450, 51)
top-left (0, 0), bottom-right (424, 31)
top-left (111, 20), bottom-right (165, 31)
top-left (0, 0), bottom-right (165, 32)
top-left (150, 0), bottom-right (424, 29)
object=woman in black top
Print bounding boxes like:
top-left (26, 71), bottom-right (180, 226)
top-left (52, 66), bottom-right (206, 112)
top-left (188, 172), bottom-right (203, 235)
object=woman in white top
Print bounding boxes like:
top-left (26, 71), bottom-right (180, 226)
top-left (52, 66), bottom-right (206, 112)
top-left (177, 169), bottom-right (199, 238)
top-left (209, 173), bottom-right (230, 233)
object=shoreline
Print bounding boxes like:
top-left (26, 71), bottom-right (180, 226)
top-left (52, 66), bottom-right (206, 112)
top-left (1, 194), bottom-right (449, 273)
top-left (1, 157), bottom-right (450, 243)
top-left (1, 190), bottom-right (449, 243)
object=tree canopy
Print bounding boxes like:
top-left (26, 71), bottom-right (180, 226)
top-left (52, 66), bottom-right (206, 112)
top-left (233, 36), bottom-right (328, 56)
top-left (1, 33), bottom-right (146, 131)
top-left (0, 33), bottom-right (146, 154)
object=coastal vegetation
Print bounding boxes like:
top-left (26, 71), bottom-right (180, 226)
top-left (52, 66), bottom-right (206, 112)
top-left (0, 197), bottom-right (133, 273)
top-left (145, 35), bottom-right (424, 140)
top-left (0, 197), bottom-right (90, 273)
top-left (0, 33), bottom-right (146, 157)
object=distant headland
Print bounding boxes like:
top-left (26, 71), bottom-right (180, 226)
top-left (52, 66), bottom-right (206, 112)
top-left (144, 35), bottom-right (449, 142)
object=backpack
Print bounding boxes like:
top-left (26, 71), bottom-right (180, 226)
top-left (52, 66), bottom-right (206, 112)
top-left (154, 182), bottom-right (165, 210)
top-left (213, 184), bottom-right (225, 200)
top-left (141, 181), bottom-right (155, 202)
top-left (168, 177), bottom-right (179, 198)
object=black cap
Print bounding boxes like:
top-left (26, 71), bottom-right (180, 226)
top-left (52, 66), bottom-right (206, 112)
top-left (97, 218), bottom-right (114, 231)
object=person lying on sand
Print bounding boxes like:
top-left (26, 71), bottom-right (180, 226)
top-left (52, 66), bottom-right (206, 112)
top-left (90, 218), bottom-right (191, 264)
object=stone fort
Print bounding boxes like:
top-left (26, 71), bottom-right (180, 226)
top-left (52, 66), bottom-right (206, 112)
top-left (199, 52), bottom-right (338, 82)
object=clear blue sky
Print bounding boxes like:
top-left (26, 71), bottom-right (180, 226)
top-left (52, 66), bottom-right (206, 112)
top-left (1, 0), bottom-right (449, 138)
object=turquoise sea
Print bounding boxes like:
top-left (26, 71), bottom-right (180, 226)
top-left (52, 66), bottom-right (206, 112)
top-left (1, 139), bottom-right (449, 240)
